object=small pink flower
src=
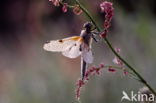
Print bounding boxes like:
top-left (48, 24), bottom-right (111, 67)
top-left (113, 57), bottom-right (124, 66)
top-left (76, 79), bottom-right (85, 87)
top-left (100, 30), bottom-right (107, 38)
top-left (115, 48), bottom-right (121, 53)
top-left (124, 71), bottom-right (128, 75)
top-left (113, 57), bottom-right (119, 64)
top-left (100, 1), bottom-right (113, 13)
top-left (108, 67), bottom-right (116, 72)
top-left (113, 47), bottom-right (124, 66)
top-left (95, 68), bottom-right (100, 75)
top-left (99, 63), bottom-right (105, 68)
top-left (73, 5), bottom-right (83, 15)
top-left (49, 0), bottom-right (60, 6)
top-left (62, 3), bottom-right (68, 13)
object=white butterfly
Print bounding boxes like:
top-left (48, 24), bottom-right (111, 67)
top-left (43, 22), bottom-right (97, 79)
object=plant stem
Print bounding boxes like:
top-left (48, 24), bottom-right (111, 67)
top-left (74, 0), bottom-right (156, 96)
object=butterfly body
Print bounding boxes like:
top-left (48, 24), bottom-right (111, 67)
top-left (43, 22), bottom-right (95, 79)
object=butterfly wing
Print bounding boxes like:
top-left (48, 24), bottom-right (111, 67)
top-left (62, 41), bottom-right (82, 58)
top-left (43, 36), bottom-right (83, 58)
top-left (82, 49), bottom-right (93, 64)
top-left (81, 42), bottom-right (93, 64)
top-left (80, 43), bottom-right (93, 80)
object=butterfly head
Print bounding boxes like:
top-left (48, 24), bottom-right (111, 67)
top-left (83, 22), bottom-right (93, 32)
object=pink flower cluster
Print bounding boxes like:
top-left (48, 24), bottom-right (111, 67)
top-left (62, 3), bottom-right (68, 13)
top-left (112, 48), bottom-right (128, 75)
top-left (108, 67), bottom-right (116, 72)
top-left (113, 48), bottom-right (124, 67)
top-left (49, 0), bottom-right (82, 15)
top-left (49, 0), bottom-right (61, 6)
top-left (100, 1), bottom-right (114, 38)
top-left (75, 63), bottom-right (104, 100)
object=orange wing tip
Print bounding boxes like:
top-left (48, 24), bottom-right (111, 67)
top-left (70, 36), bottom-right (83, 43)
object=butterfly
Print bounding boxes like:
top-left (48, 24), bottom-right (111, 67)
top-left (43, 22), bottom-right (98, 80)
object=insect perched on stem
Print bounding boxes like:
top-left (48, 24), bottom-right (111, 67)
top-left (43, 22), bottom-right (99, 80)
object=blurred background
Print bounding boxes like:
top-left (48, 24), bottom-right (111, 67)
top-left (0, 0), bottom-right (156, 103)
